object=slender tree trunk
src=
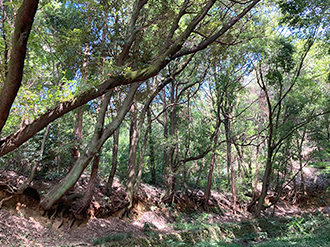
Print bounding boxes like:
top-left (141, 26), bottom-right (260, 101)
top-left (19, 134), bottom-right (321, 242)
top-left (147, 107), bottom-right (156, 185)
top-left (296, 129), bottom-right (306, 195)
top-left (162, 89), bottom-right (169, 183)
top-left (134, 117), bottom-right (150, 194)
top-left (256, 79), bottom-right (275, 217)
top-left (106, 128), bottom-right (120, 194)
top-left (0, 0), bottom-right (39, 133)
top-left (19, 124), bottom-right (50, 192)
top-left (72, 108), bottom-right (83, 162)
top-left (234, 143), bottom-right (243, 178)
top-left (71, 40), bottom-right (90, 164)
top-left (204, 149), bottom-right (216, 212)
top-left (126, 78), bottom-right (174, 210)
top-left (74, 90), bottom-right (111, 217)
top-left (253, 147), bottom-right (259, 195)
top-left (226, 121), bottom-right (236, 214)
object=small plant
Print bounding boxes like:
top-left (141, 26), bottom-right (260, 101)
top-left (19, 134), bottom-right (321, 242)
top-left (92, 232), bottom-right (132, 245)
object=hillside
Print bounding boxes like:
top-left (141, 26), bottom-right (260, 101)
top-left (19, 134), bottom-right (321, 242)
top-left (0, 168), bottom-right (329, 246)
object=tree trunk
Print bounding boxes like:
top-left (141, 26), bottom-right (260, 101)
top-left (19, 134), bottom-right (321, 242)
top-left (71, 38), bottom-right (90, 164)
top-left (73, 90), bottom-right (109, 218)
top-left (165, 81), bottom-right (178, 203)
top-left (126, 78), bottom-right (174, 210)
top-left (204, 149), bottom-right (216, 212)
top-left (106, 128), bottom-right (120, 194)
top-left (19, 124), bottom-right (51, 192)
top-left (40, 83), bottom-right (139, 210)
top-left (134, 117), bottom-right (150, 194)
top-left (0, 0), bottom-right (39, 133)
top-left (0, 0), bottom-right (9, 79)
top-left (147, 107), bottom-right (156, 185)
top-left (256, 145), bottom-right (274, 217)
top-left (0, 1), bottom-right (260, 157)
top-left (162, 89), bottom-right (169, 184)
top-left (72, 107), bottom-right (83, 162)
top-left (296, 129), bottom-right (306, 195)
top-left (74, 148), bottom-right (100, 218)
top-left (126, 100), bottom-right (139, 209)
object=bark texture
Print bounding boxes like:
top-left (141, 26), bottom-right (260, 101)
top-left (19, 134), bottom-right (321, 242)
top-left (40, 84), bottom-right (139, 210)
top-left (0, 0), bottom-right (39, 133)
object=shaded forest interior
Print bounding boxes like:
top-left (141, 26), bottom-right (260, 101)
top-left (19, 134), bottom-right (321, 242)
top-left (0, 0), bottom-right (330, 246)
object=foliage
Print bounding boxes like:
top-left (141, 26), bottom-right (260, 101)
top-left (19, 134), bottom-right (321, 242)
top-left (1, 0), bottom-right (330, 232)
top-left (91, 212), bottom-right (330, 246)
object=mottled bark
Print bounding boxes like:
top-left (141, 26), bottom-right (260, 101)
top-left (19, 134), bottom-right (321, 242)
top-left (165, 81), bottom-right (178, 203)
top-left (126, 100), bottom-right (139, 209)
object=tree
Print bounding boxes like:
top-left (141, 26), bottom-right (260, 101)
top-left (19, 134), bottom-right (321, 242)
top-left (0, 0), bottom-right (262, 158)
top-left (253, 36), bottom-right (315, 216)
top-left (0, 0), bottom-right (38, 133)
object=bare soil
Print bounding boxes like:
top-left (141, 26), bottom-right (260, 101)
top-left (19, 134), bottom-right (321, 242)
top-left (0, 169), bottom-right (329, 247)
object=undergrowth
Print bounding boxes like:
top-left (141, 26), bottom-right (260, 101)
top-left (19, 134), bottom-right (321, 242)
top-left (92, 211), bottom-right (330, 246)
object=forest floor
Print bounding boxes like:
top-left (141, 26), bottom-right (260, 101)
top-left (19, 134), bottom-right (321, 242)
top-left (0, 169), bottom-right (329, 247)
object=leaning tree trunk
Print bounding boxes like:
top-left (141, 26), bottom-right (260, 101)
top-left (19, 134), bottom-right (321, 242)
top-left (73, 91), bottom-right (111, 218)
top-left (74, 148), bottom-right (100, 219)
top-left (40, 83), bottom-right (139, 210)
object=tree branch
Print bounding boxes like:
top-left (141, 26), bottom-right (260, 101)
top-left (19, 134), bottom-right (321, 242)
top-left (0, 0), bottom-right (39, 133)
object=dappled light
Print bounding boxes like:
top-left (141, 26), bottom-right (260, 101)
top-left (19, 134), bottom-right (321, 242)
top-left (1, 0), bottom-right (330, 246)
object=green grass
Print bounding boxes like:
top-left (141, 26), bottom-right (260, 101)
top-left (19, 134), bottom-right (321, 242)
top-left (92, 211), bottom-right (330, 246)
